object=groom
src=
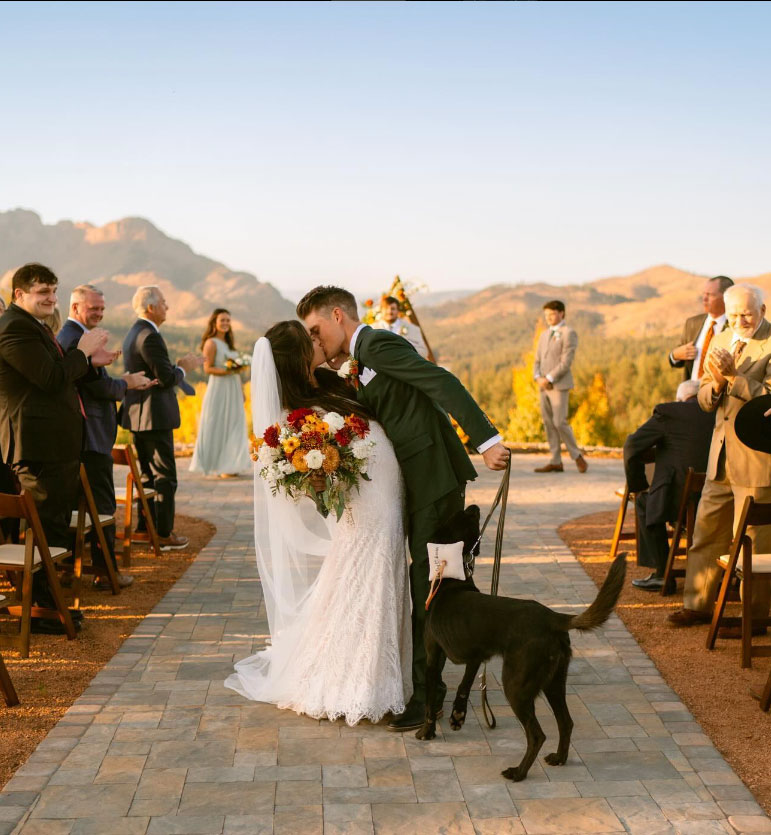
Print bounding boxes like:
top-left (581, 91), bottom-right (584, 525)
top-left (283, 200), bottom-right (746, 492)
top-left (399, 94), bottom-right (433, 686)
top-left (298, 286), bottom-right (509, 731)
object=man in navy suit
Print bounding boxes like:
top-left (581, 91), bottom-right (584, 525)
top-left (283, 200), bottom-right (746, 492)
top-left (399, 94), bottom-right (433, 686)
top-left (58, 285), bottom-right (154, 588)
top-left (120, 286), bottom-right (200, 550)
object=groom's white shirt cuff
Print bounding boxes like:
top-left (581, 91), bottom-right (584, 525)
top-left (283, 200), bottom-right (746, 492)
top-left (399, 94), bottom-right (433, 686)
top-left (477, 434), bottom-right (502, 453)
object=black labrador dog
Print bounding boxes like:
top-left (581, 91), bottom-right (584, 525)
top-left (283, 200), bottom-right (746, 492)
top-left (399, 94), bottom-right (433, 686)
top-left (417, 505), bottom-right (626, 782)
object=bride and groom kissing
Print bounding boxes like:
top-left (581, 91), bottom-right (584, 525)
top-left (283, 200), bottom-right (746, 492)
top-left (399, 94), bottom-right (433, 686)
top-left (225, 285), bottom-right (509, 731)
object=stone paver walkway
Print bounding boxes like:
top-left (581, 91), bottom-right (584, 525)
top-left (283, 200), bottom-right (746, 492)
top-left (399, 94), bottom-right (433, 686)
top-left (2, 455), bottom-right (770, 834)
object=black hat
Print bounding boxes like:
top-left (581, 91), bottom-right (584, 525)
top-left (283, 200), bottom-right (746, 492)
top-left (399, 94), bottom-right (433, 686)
top-left (735, 394), bottom-right (771, 454)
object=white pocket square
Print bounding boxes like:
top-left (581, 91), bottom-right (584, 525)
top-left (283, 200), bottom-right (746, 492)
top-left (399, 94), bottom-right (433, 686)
top-left (360, 367), bottom-right (377, 386)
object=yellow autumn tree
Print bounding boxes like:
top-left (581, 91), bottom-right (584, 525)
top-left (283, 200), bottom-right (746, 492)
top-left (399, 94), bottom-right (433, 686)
top-left (571, 371), bottom-right (616, 446)
top-left (505, 323), bottom-right (546, 443)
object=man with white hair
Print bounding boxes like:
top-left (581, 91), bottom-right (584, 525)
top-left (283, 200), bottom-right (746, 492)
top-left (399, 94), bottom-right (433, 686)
top-left (120, 286), bottom-right (201, 551)
top-left (623, 379), bottom-right (714, 591)
top-left (58, 285), bottom-right (154, 588)
top-left (669, 283), bottom-right (771, 632)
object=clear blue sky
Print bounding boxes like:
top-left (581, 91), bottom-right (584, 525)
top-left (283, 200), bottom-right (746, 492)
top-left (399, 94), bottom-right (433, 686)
top-left (1, 1), bottom-right (769, 299)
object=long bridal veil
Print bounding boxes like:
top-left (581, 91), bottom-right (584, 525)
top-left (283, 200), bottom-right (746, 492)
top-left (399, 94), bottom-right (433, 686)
top-left (225, 337), bottom-right (332, 698)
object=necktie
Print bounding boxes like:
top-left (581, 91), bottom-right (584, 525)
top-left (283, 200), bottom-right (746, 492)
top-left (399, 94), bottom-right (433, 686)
top-left (697, 320), bottom-right (715, 378)
top-left (733, 340), bottom-right (747, 366)
top-left (44, 324), bottom-right (87, 420)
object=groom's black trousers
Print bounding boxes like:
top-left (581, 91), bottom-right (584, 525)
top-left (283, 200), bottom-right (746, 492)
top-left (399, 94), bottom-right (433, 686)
top-left (408, 485), bottom-right (465, 705)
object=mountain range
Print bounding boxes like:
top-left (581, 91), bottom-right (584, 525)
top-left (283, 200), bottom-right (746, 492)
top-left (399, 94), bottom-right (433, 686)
top-left (2, 209), bottom-right (769, 359)
top-left (0, 209), bottom-right (294, 333)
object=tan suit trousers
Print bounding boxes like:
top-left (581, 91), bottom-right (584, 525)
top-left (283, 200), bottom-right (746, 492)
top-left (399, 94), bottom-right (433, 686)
top-left (539, 388), bottom-right (581, 465)
top-left (683, 465), bottom-right (771, 616)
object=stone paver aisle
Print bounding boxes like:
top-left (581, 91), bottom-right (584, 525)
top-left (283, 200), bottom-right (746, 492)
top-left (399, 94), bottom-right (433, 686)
top-left (2, 455), bottom-right (770, 834)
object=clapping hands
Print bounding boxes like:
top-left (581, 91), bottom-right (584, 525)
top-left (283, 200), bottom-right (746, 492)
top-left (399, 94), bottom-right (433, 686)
top-left (124, 371), bottom-right (158, 391)
top-left (706, 346), bottom-right (736, 390)
top-left (177, 352), bottom-right (203, 373)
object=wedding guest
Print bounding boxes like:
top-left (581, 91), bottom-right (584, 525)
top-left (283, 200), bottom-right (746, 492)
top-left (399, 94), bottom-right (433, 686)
top-left (58, 285), bottom-right (155, 589)
top-left (669, 275), bottom-right (733, 381)
top-left (668, 284), bottom-right (771, 635)
top-left (533, 300), bottom-right (587, 473)
top-left (372, 296), bottom-right (429, 358)
top-left (623, 379), bottom-right (714, 591)
top-left (189, 308), bottom-right (252, 477)
top-left (0, 263), bottom-right (112, 633)
top-left (120, 286), bottom-right (201, 550)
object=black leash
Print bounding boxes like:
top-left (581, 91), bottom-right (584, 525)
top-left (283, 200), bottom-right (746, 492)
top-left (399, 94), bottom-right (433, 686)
top-left (478, 451), bottom-right (511, 730)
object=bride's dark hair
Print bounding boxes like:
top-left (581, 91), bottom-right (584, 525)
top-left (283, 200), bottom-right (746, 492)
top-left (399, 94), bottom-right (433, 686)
top-left (264, 321), bottom-right (371, 420)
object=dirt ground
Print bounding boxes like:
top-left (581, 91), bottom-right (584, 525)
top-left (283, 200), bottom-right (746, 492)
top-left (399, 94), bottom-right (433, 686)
top-left (0, 513), bottom-right (215, 790)
top-left (559, 510), bottom-right (771, 815)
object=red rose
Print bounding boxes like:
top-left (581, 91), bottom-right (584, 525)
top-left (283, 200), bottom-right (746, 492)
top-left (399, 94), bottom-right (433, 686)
top-left (287, 408), bottom-right (315, 430)
top-left (335, 428), bottom-right (352, 447)
top-left (263, 424), bottom-right (280, 448)
top-left (301, 430), bottom-right (324, 450)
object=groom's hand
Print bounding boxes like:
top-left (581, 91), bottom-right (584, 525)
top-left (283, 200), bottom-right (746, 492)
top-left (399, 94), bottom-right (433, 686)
top-left (326, 352), bottom-right (348, 371)
top-left (482, 443), bottom-right (509, 471)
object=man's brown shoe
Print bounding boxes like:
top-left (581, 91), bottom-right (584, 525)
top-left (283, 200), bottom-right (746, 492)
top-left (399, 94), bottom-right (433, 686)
top-left (575, 455), bottom-right (588, 473)
top-left (534, 463), bottom-right (564, 473)
top-left (159, 533), bottom-right (189, 551)
top-left (667, 608), bottom-right (712, 627)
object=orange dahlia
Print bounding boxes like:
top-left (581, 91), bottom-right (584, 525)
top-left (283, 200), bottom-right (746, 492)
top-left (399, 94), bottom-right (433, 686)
top-left (322, 445), bottom-right (340, 474)
top-left (292, 449), bottom-right (309, 472)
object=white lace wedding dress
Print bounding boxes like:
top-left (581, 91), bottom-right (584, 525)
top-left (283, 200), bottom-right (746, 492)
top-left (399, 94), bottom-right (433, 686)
top-left (224, 352), bottom-right (412, 724)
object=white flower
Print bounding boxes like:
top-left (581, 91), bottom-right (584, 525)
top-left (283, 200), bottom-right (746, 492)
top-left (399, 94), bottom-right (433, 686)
top-left (337, 360), bottom-right (352, 378)
top-left (325, 412), bottom-right (345, 432)
top-left (257, 444), bottom-right (279, 467)
top-left (359, 462), bottom-right (368, 475)
top-left (350, 439), bottom-right (371, 460)
top-left (305, 449), bottom-right (324, 469)
top-left (278, 460), bottom-right (296, 475)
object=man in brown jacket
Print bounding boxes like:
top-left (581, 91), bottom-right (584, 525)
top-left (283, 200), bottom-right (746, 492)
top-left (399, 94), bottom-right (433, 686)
top-left (669, 284), bottom-right (771, 634)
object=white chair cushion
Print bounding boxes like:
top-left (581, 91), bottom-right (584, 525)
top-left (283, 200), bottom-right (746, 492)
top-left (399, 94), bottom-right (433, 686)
top-left (718, 553), bottom-right (771, 573)
top-left (0, 544), bottom-right (69, 567)
top-left (114, 485), bottom-right (156, 502)
top-left (69, 511), bottom-right (115, 529)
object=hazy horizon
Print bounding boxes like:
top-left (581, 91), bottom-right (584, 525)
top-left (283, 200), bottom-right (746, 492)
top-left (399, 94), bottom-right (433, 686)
top-left (1, 1), bottom-right (769, 299)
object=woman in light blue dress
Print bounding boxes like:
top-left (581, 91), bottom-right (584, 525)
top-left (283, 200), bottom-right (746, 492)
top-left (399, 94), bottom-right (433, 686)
top-left (189, 309), bottom-right (252, 477)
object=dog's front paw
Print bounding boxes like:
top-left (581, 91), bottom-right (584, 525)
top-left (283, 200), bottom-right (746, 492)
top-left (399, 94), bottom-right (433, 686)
top-left (415, 722), bottom-right (436, 741)
top-left (449, 708), bottom-right (466, 730)
top-left (544, 752), bottom-right (567, 766)
top-left (501, 766), bottom-right (527, 782)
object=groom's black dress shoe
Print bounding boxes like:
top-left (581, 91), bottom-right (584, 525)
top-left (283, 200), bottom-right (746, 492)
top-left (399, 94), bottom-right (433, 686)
top-left (387, 695), bottom-right (444, 732)
top-left (632, 573), bottom-right (675, 594)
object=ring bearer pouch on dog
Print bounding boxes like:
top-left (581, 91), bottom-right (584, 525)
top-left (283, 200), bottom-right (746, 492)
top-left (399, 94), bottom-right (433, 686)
top-left (427, 541), bottom-right (466, 582)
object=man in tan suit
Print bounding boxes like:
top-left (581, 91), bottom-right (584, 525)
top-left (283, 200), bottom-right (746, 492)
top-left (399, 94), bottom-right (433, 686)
top-left (669, 284), bottom-right (771, 634)
top-left (533, 300), bottom-right (587, 473)
top-left (372, 296), bottom-right (429, 358)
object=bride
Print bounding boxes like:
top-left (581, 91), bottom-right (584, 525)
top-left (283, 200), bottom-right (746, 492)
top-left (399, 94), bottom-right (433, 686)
top-left (224, 321), bottom-right (412, 725)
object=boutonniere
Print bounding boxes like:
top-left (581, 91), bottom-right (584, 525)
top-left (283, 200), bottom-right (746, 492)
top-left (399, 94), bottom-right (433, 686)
top-left (399, 325), bottom-right (409, 337)
top-left (337, 356), bottom-right (360, 390)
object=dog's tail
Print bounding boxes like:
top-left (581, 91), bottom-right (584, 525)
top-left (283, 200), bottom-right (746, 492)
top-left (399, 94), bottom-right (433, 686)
top-left (568, 553), bottom-right (627, 632)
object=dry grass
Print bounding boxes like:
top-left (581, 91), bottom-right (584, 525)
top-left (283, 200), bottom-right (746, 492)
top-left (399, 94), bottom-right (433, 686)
top-left (559, 510), bottom-right (771, 815)
top-left (0, 513), bottom-right (215, 790)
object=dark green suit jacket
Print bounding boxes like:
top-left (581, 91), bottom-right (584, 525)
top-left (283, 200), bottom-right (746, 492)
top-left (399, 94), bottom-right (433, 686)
top-left (354, 326), bottom-right (498, 512)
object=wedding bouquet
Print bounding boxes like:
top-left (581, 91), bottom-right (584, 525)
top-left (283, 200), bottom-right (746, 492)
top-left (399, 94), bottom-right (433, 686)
top-left (225, 352), bottom-right (252, 371)
top-left (251, 408), bottom-right (374, 520)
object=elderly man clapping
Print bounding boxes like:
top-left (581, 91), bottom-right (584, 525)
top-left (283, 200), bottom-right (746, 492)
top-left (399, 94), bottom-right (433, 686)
top-left (668, 284), bottom-right (771, 636)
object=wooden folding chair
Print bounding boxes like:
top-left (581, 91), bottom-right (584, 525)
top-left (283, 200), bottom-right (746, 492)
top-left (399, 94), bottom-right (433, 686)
top-left (609, 450), bottom-right (655, 561)
top-left (661, 469), bottom-right (706, 596)
top-left (761, 665), bottom-right (771, 712)
top-left (706, 496), bottom-right (771, 668)
top-left (0, 596), bottom-right (19, 707)
top-left (68, 464), bottom-right (120, 604)
top-left (112, 444), bottom-right (161, 568)
top-left (0, 491), bottom-right (77, 658)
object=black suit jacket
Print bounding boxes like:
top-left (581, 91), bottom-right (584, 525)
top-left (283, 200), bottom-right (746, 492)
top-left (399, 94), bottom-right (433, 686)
top-left (669, 313), bottom-right (729, 380)
top-left (58, 319), bottom-right (128, 455)
top-left (120, 319), bottom-right (184, 432)
top-left (623, 400), bottom-right (714, 526)
top-left (0, 304), bottom-right (95, 464)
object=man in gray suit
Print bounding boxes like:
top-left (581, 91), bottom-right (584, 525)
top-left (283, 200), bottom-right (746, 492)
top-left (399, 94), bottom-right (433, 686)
top-left (533, 300), bottom-right (587, 473)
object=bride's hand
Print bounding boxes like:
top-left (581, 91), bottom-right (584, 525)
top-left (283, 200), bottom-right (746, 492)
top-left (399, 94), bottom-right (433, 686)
top-left (326, 352), bottom-right (348, 371)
